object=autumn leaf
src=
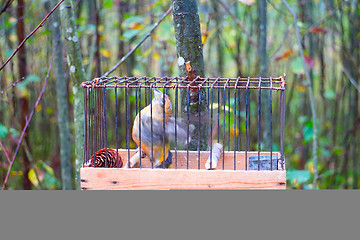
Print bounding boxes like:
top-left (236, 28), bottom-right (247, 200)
top-left (129, 22), bottom-right (143, 30)
top-left (309, 27), bottom-right (327, 34)
top-left (275, 49), bottom-right (293, 61)
top-left (100, 49), bottom-right (111, 58)
top-left (304, 55), bottom-right (315, 69)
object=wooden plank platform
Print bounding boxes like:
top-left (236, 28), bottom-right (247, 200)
top-left (81, 150), bottom-right (286, 190)
top-left (80, 168), bottom-right (286, 190)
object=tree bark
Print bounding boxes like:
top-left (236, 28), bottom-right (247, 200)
top-left (50, 0), bottom-right (73, 190)
top-left (17, 0), bottom-right (31, 190)
top-left (172, 0), bottom-right (207, 151)
top-left (60, 0), bottom-right (87, 189)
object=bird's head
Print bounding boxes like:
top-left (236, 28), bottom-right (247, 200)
top-left (153, 88), bottom-right (172, 115)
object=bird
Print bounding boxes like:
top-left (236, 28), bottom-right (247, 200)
top-left (84, 148), bottom-right (123, 168)
top-left (132, 88), bottom-right (191, 168)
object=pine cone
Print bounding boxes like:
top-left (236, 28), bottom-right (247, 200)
top-left (84, 148), bottom-right (123, 168)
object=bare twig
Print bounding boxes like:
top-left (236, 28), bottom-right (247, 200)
top-left (342, 65), bottom-right (360, 92)
top-left (282, 0), bottom-right (318, 189)
top-left (305, 2), bottom-right (345, 35)
top-left (216, 0), bottom-right (257, 49)
top-left (0, 141), bottom-right (11, 164)
top-left (0, 0), bottom-right (64, 72)
top-left (103, 6), bottom-right (172, 77)
top-left (0, 0), bottom-right (14, 15)
top-left (0, 77), bottom-right (24, 94)
top-left (1, 36), bottom-right (59, 190)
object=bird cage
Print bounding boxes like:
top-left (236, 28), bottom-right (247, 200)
top-left (80, 72), bottom-right (286, 190)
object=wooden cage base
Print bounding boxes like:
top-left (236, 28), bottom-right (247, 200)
top-left (81, 168), bottom-right (286, 190)
top-left (80, 150), bottom-right (286, 190)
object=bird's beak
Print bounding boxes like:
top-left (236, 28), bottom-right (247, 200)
top-left (153, 88), bottom-right (164, 100)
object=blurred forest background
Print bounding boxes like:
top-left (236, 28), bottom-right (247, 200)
top-left (0, 0), bottom-right (359, 189)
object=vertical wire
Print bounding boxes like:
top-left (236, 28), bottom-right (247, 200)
top-left (280, 89), bottom-right (285, 170)
top-left (87, 88), bottom-right (91, 166)
top-left (207, 82), bottom-right (210, 149)
top-left (228, 84), bottom-right (230, 151)
top-left (270, 77), bottom-right (273, 170)
top-left (198, 85), bottom-right (201, 170)
top-left (217, 85), bottom-right (220, 143)
top-left (145, 78), bottom-right (148, 106)
top-left (139, 83), bottom-right (142, 168)
top-left (234, 84), bottom-right (237, 170)
top-left (92, 87), bottom-right (96, 168)
top-left (186, 86), bottom-right (190, 170)
top-left (115, 85), bottom-right (119, 168)
top-left (97, 89), bottom-right (101, 151)
top-left (150, 84), bottom-right (154, 169)
top-left (223, 78), bottom-right (230, 169)
top-left (237, 88), bottom-right (241, 151)
top-left (258, 77), bottom-right (262, 171)
top-left (174, 83), bottom-right (178, 169)
top-left (83, 88), bottom-right (87, 167)
top-left (149, 77), bottom-right (162, 168)
top-left (135, 85), bottom-right (138, 120)
top-left (223, 85), bottom-right (226, 170)
top-left (126, 83), bottom-right (130, 167)
top-left (234, 78), bottom-right (240, 170)
top-left (245, 77), bottom-right (250, 170)
top-left (104, 87), bottom-right (108, 168)
top-left (210, 87), bottom-right (213, 169)
top-left (162, 83), bottom-right (166, 169)
top-left (137, 77), bottom-right (152, 168)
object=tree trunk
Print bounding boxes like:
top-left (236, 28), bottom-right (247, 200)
top-left (172, 0), bottom-right (207, 151)
top-left (17, 0), bottom-right (31, 190)
top-left (60, 0), bottom-right (87, 189)
top-left (50, 0), bottom-right (73, 190)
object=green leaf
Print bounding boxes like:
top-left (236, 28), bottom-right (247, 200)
top-left (5, 50), bottom-right (13, 59)
top-left (0, 123), bottom-right (8, 138)
top-left (17, 75), bottom-right (41, 90)
top-left (41, 29), bottom-right (52, 36)
top-left (123, 15), bottom-right (144, 28)
top-left (287, 169), bottom-right (311, 184)
top-left (156, 21), bottom-right (174, 41)
top-left (104, 0), bottom-right (113, 9)
top-left (25, 74), bottom-right (41, 82)
top-left (9, 128), bottom-right (19, 137)
top-left (333, 147), bottom-right (343, 156)
top-left (123, 29), bottom-right (140, 40)
top-left (291, 57), bottom-right (304, 74)
top-left (324, 90), bottom-right (335, 100)
top-left (303, 121), bottom-right (313, 143)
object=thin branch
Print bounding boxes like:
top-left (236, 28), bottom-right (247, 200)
top-left (216, 0), bottom-right (257, 49)
top-left (282, 0), bottom-right (318, 189)
top-left (269, 25), bottom-right (293, 60)
top-left (0, 0), bottom-right (14, 15)
top-left (0, 77), bottom-right (24, 94)
top-left (2, 36), bottom-right (59, 190)
top-left (342, 65), bottom-right (360, 92)
top-left (305, 1), bottom-right (345, 35)
top-left (103, 6), bottom-right (172, 77)
top-left (0, 141), bottom-right (11, 164)
top-left (0, 0), bottom-right (64, 72)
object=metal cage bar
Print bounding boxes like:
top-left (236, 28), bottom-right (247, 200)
top-left (82, 75), bottom-right (286, 171)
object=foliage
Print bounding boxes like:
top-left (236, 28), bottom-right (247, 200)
top-left (0, 0), bottom-right (359, 189)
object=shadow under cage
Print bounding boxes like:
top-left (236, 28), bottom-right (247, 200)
top-left (80, 75), bottom-right (286, 190)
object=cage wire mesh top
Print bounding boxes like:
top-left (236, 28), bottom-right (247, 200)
top-left (81, 75), bottom-right (286, 171)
